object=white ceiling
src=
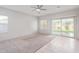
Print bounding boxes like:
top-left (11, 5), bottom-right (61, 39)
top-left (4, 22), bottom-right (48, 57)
top-left (0, 5), bottom-right (79, 16)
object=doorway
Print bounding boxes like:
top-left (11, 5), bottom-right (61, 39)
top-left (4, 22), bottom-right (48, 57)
top-left (52, 17), bottom-right (74, 38)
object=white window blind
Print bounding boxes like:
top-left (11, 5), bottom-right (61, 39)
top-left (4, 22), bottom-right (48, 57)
top-left (0, 15), bottom-right (8, 33)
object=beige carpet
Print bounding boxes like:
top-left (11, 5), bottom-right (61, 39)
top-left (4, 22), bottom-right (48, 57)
top-left (0, 34), bottom-right (53, 53)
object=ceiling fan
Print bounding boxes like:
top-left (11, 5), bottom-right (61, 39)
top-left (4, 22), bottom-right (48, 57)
top-left (31, 5), bottom-right (47, 13)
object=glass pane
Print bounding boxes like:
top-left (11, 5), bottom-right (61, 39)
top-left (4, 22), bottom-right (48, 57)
top-left (0, 15), bottom-right (8, 33)
top-left (52, 19), bottom-right (61, 35)
top-left (62, 18), bottom-right (74, 37)
top-left (52, 17), bottom-right (74, 38)
top-left (0, 15), bottom-right (8, 24)
top-left (40, 20), bottom-right (48, 30)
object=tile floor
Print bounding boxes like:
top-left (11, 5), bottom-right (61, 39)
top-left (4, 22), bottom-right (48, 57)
top-left (36, 36), bottom-right (79, 53)
top-left (0, 34), bottom-right (79, 53)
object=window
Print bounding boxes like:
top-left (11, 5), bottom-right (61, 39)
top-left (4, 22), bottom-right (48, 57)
top-left (52, 19), bottom-right (61, 35)
top-left (39, 20), bottom-right (48, 30)
top-left (62, 18), bottom-right (74, 37)
top-left (52, 17), bottom-right (74, 37)
top-left (39, 17), bottom-right (74, 37)
top-left (0, 15), bottom-right (8, 33)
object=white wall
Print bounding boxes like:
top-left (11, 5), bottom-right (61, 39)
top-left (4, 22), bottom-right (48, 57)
top-left (0, 7), bottom-right (37, 41)
top-left (39, 8), bottom-right (79, 39)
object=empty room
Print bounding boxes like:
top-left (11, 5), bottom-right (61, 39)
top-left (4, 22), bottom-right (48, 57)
top-left (0, 5), bottom-right (79, 53)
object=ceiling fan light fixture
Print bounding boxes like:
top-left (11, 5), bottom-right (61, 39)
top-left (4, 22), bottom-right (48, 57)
top-left (36, 9), bottom-right (41, 12)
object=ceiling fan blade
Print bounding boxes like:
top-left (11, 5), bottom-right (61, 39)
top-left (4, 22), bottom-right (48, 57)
top-left (37, 5), bottom-right (43, 9)
top-left (31, 5), bottom-right (47, 13)
top-left (39, 5), bottom-right (43, 8)
top-left (37, 5), bottom-right (40, 8)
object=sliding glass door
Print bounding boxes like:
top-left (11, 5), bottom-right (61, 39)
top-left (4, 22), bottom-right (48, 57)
top-left (62, 18), bottom-right (74, 37)
top-left (52, 17), bottom-right (74, 37)
top-left (39, 17), bottom-right (74, 37)
top-left (52, 19), bottom-right (61, 35)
